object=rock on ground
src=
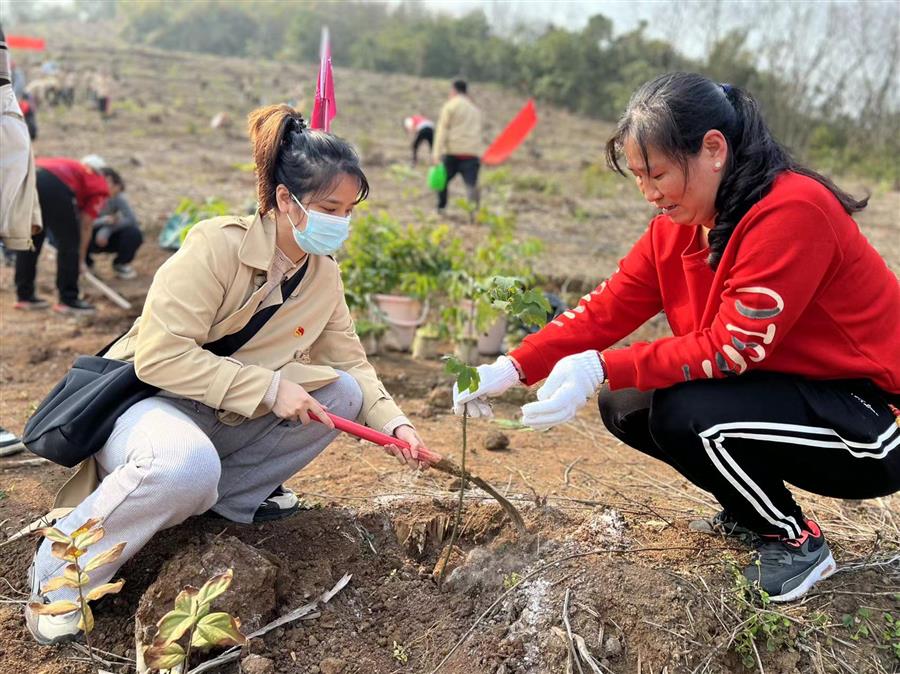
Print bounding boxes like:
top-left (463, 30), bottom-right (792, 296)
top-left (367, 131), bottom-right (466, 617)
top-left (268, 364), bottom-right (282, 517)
top-left (241, 654), bottom-right (276, 674)
top-left (135, 535), bottom-right (279, 648)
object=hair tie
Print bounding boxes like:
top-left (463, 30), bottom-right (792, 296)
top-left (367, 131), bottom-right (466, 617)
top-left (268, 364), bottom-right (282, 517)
top-left (720, 83), bottom-right (733, 96)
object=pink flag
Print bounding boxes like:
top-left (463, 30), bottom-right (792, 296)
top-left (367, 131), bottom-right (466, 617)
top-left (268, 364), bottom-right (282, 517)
top-left (311, 26), bottom-right (337, 131)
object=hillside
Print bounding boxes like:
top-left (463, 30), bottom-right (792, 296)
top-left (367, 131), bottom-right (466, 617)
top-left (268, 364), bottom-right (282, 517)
top-left (0, 28), bottom-right (898, 674)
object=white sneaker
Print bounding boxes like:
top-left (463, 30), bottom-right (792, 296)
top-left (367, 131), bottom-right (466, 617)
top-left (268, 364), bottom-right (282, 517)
top-left (25, 597), bottom-right (83, 645)
top-left (0, 427), bottom-right (26, 457)
top-left (25, 546), bottom-right (82, 645)
top-left (113, 263), bottom-right (137, 279)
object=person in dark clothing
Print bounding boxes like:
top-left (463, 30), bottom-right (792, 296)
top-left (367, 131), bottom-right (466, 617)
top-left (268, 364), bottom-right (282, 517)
top-left (86, 167), bottom-right (142, 279)
top-left (14, 155), bottom-right (110, 314)
top-left (433, 80), bottom-right (483, 216)
top-left (20, 94), bottom-right (36, 140)
top-left (403, 115), bottom-right (434, 166)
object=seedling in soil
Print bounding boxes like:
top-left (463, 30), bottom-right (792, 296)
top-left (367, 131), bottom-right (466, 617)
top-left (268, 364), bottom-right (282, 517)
top-left (503, 572), bottom-right (523, 590)
top-left (884, 611), bottom-right (900, 662)
top-left (438, 277), bottom-right (549, 586)
top-left (29, 518), bottom-right (126, 673)
top-left (726, 557), bottom-right (793, 668)
top-left (143, 568), bottom-right (247, 672)
top-left (843, 606), bottom-right (900, 662)
top-left (392, 640), bottom-right (410, 664)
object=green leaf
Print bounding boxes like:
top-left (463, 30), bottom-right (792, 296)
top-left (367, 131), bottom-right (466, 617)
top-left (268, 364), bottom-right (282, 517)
top-left (153, 599), bottom-right (197, 647)
top-left (491, 418), bottom-right (527, 430)
top-left (144, 641), bottom-right (186, 670)
top-left (443, 356), bottom-right (480, 393)
top-left (191, 612), bottom-right (247, 648)
top-left (195, 568), bottom-right (233, 615)
top-left (174, 585), bottom-right (200, 612)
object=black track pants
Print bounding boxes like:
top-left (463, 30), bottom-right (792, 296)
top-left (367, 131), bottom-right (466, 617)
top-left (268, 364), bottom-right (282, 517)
top-left (437, 155), bottom-right (480, 210)
top-left (412, 127), bottom-right (433, 165)
top-left (87, 225), bottom-right (143, 265)
top-left (15, 169), bottom-right (82, 303)
top-left (598, 372), bottom-right (900, 539)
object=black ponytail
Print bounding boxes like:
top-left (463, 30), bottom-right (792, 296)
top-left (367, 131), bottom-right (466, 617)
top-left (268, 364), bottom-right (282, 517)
top-left (248, 104), bottom-right (369, 215)
top-left (606, 72), bottom-right (868, 269)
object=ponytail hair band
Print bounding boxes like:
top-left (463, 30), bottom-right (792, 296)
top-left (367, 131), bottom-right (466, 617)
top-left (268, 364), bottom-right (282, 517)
top-left (720, 83), bottom-right (733, 96)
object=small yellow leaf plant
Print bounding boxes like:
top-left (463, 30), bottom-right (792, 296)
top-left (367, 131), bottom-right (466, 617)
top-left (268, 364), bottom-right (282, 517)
top-left (143, 568), bottom-right (247, 671)
top-left (29, 518), bottom-right (126, 671)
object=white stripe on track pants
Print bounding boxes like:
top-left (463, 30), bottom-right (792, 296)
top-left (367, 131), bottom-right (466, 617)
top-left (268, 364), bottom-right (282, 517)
top-left (598, 372), bottom-right (900, 539)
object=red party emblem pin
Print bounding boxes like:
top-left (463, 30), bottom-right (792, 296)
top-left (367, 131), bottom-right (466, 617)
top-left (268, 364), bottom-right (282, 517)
top-left (294, 326), bottom-right (305, 337)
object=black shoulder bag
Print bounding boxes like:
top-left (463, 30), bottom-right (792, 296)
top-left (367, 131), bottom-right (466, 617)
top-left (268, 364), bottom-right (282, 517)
top-left (23, 260), bottom-right (309, 467)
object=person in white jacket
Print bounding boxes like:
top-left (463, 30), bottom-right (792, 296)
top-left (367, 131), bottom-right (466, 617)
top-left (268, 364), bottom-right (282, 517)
top-left (0, 25), bottom-right (42, 457)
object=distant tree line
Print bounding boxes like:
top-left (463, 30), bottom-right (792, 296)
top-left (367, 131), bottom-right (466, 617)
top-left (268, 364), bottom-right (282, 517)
top-left (10, 0), bottom-right (899, 182)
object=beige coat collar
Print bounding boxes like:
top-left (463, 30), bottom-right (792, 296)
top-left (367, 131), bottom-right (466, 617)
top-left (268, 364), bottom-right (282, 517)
top-left (237, 210), bottom-right (277, 271)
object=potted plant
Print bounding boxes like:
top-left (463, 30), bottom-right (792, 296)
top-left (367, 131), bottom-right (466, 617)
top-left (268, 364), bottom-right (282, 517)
top-left (354, 318), bottom-right (388, 356)
top-left (411, 323), bottom-right (443, 360)
top-left (442, 208), bottom-right (544, 356)
top-left (340, 207), bottom-right (460, 351)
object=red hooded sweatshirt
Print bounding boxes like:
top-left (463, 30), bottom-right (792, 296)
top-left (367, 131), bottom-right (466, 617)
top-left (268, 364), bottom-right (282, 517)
top-left (511, 172), bottom-right (900, 394)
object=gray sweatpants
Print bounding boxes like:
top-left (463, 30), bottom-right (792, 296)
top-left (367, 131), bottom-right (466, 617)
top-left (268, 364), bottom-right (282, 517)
top-left (33, 371), bottom-right (363, 601)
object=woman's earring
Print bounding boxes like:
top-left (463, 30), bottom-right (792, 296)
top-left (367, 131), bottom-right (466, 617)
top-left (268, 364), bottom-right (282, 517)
top-left (714, 161), bottom-right (722, 171)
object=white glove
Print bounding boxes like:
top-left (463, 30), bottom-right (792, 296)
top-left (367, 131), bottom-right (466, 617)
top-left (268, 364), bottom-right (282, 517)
top-left (521, 350), bottom-right (605, 431)
top-left (452, 355), bottom-right (521, 418)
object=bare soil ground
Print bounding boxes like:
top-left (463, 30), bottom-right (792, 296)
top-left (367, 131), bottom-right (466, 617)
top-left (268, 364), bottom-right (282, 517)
top-left (1, 26), bottom-right (898, 674)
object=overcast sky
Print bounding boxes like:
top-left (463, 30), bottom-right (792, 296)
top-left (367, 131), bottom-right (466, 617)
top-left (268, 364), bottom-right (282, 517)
top-left (388, 0), bottom-right (768, 58)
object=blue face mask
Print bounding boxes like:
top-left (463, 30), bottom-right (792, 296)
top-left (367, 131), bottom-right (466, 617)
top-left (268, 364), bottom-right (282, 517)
top-left (287, 193), bottom-right (351, 256)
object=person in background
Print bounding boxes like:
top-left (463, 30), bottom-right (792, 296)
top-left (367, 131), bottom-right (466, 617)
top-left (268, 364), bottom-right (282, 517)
top-left (0, 24), bottom-right (42, 456)
top-left (24, 104), bottom-right (434, 645)
top-left (19, 92), bottom-right (36, 140)
top-left (433, 79), bottom-right (483, 217)
top-left (93, 70), bottom-right (112, 118)
top-left (403, 114), bottom-right (433, 166)
top-left (14, 154), bottom-right (110, 314)
top-left (453, 72), bottom-right (900, 602)
top-left (86, 167), bottom-right (142, 279)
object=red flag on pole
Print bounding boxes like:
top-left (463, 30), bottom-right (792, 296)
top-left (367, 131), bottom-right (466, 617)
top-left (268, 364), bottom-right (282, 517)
top-left (311, 26), bottom-right (337, 132)
top-left (482, 99), bottom-right (538, 165)
top-left (6, 35), bottom-right (46, 51)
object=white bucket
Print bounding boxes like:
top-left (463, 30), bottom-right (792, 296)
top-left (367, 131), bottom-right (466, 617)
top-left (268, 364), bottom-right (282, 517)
top-left (372, 294), bottom-right (428, 352)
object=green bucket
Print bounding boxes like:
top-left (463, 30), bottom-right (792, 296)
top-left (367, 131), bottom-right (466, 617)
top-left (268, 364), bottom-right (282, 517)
top-left (427, 163), bottom-right (447, 191)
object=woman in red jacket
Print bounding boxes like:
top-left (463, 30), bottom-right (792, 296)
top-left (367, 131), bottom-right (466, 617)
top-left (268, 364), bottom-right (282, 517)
top-left (454, 72), bottom-right (900, 602)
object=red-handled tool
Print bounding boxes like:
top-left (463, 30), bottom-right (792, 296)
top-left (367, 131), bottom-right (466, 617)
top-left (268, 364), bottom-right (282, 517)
top-left (310, 412), bottom-right (443, 464)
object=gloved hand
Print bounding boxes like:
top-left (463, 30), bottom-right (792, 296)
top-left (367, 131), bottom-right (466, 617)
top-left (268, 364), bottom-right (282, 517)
top-left (521, 350), bottom-right (605, 431)
top-left (452, 355), bottom-right (521, 418)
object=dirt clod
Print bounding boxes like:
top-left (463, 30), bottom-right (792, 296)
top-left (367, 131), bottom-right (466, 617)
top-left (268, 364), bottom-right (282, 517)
top-left (135, 534), bottom-right (278, 649)
top-left (484, 431), bottom-right (511, 451)
top-left (319, 656), bottom-right (348, 674)
top-left (241, 654), bottom-right (276, 674)
top-left (427, 386), bottom-right (453, 410)
top-left (604, 635), bottom-right (622, 657)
